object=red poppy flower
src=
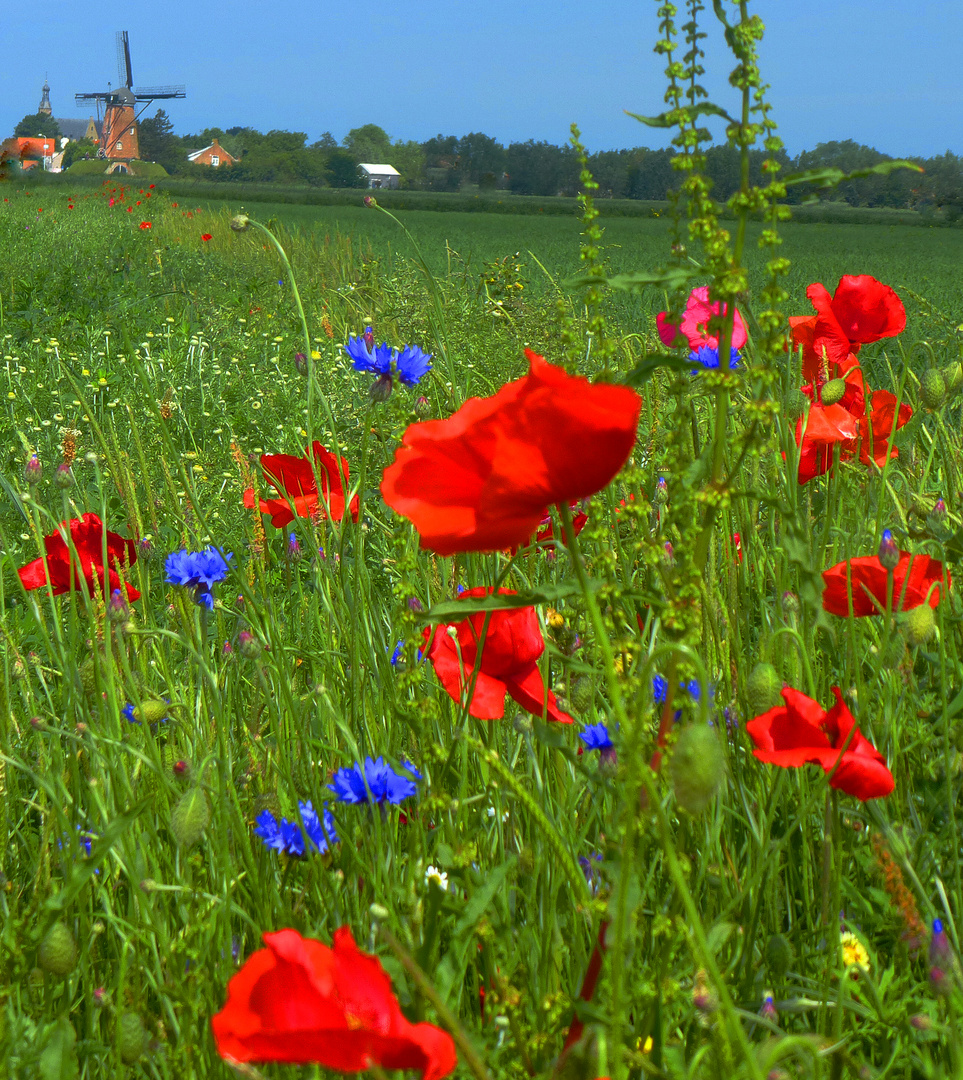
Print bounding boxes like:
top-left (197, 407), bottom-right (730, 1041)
top-left (212, 926), bottom-right (456, 1079)
top-left (747, 687), bottom-right (894, 800)
top-left (822, 550), bottom-right (948, 617)
top-left (139, 221), bottom-right (151, 229)
top-left (790, 276), bottom-right (906, 385)
top-left (853, 390), bottom-right (913, 470)
top-left (510, 503), bottom-right (587, 554)
top-left (794, 401), bottom-right (861, 484)
top-left (381, 350), bottom-right (640, 555)
top-left (201, 233), bottom-right (212, 241)
top-left (17, 513), bottom-right (140, 601)
top-left (656, 286), bottom-right (748, 351)
top-left (243, 442), bottom-right (359, 528)
top-left (421, 587), bottom-right (573, 723)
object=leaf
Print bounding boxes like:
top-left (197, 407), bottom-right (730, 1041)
top-left (944, 527), bottom-right (963, 563)
top-left (623, 354), bottom-right (694, 387)
top-left (564, 266), bottom-right (702, 295)
top-left (784, 160), bottom-right (923, 189)
top-left (422, 582), bottom-right (598, 623)
top-left (625, 102), bottom-right (737, 128)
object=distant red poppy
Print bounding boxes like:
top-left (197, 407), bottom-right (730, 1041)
top-left (381, 350), bottom-right (640, 554)
top-left (790, 276), bottom-right (906, 385)
top-left (422, 587), bottom-right (573, 723)
top-left (212, 926), bottom-right (456, 1079)
top-left (243, 442), bottom-right (359, 528)
top-left (67, 204), bottom-right (74, 210)
top-left (747, 687), bottom-right (894, 800)
top-left (822, 550), bottom-right (948, 617)
top-left (172, 202), bottom-right (178, 207)
top-left (17, 513), bottom-right (140, 602)
top-left (201, 233), bottom-right (212, 241)
top-left (657, 286), bottom-right (748, 351)
top-left (139, 221), bottom-right (151, 229)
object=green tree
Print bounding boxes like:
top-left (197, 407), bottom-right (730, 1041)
top-left (391, 140), bottom-right (425, 187)
top-left (311, 132), bottom-right (338, 150)
top-left (344, 124), bottom-right (392, 164)
top-left (61, 139), bottom-right (100, 169)
top-left (14, 113), bottom-right (61, 139)
top-left (327, 150), bottom-right (363, 188)
top-left (138, 109), bottom-right (182, 170)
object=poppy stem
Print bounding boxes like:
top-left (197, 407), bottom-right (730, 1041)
top-left (382, 929), bottom-right (493, 1080)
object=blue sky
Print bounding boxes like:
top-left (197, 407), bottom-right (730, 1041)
top-left (5, 0), bottom-right (960, 157)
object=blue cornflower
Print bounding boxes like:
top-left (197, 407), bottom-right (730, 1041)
top-left (254, 801), bottom-right (338, 857)
top-left (328, 756), bottom-right (420, 805)
top-left (578, 853), bottom-right (603, 894)
top-left (344, 327), bottom-right (432, 397)
top-left (690, 345), bottom-right (741, 372)
top-left (652, 674), bottom-right (668, 704)
top-left (389, 641), bottom-right (404, 666)
top-left (395, 344), bottom-right (433, 386)
top-left (164, 547), bottom-right (234, 609)
top-left (579, 723), bottom-right (614, 752)
top-left (345, 329), bottom-right (394, 376)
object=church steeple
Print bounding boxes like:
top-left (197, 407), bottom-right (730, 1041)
top-left (38, 77), bottom-right (52, 116)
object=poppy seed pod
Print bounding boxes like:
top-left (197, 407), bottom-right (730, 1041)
top-left (920, 369), bottom-right (947, 411)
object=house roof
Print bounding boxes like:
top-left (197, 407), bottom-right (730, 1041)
top-left (187, 140), bottom-right (235, 162)
top-left (55, 118), bottom-right (99, 141)
top-left (358, 163), bottom-right (400, 175)
top-left (2, 137), bottom-right (57, 158)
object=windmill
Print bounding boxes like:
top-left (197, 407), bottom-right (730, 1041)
top-left (75, 32), bottom-right (185, 165)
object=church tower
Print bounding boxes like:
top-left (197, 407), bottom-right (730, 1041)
top-left (38, 78), bottom-right (52, 116)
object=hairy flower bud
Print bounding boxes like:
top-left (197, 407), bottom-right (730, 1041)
top-left (784, 389), bottom-right (809, 421)
top-left (170, 787), bottom-right (210, 848)
top-left (765, 933), bottom-right (794, 977)
top-left (921, 369), bottom-right (947, 411)
top-left (820, 378), bottom-right (847, 406)
top-left (903, 604), bottom-right (936, 647)
top-left (116, 1012), bottom-right (148, 1064)
top-left (670, 724), bottom-right (724, 815)
top-left (746, 662), bottom-right (782, 714)
top-left (39, 921), bottom-right (78, 977)
top-left (229, 214), bottom-right (250, 232)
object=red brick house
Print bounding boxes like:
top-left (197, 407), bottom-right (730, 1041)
top-left (1, 136), bottom-right (59, 170)
top-left (187, 138), bottom-right (236, 167)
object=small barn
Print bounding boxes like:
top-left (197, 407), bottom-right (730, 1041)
top-left (359, 163), bottom-right (400, 189)
top-left (187, 137), bottom-right (236, 168)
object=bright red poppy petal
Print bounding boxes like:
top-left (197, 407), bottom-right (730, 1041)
top-left (18, 557), bottom-right (50, 591)
top-left (423, 625), bottom-right (509, 719)
top-left (830, 275), bottom-right (906, 345)
top-left (505, 664), bottom-right (574, 724)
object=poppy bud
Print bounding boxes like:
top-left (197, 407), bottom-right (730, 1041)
top-left (170, 787), bottom-right (210, 848)
top-left (670, 724), bottom-right (724, 815)
top-left (784, 389), bottom-right (809, 421)
top-left (116, 1012), bottom-right (148, 1064)
top-left (921, 369), bottom-right (947, 411)
top-left (294, 352), bottom-right (308, 375)
top-left (878, 529), bottom-right (900, 571)
top-left (765, 933), bottom-right (793, 977)
top-left (746, 662), bottom-right (782, 713)
top-left (230, 214), bottom-right (250, 232)
top-left (820, 378), bottom-right (847, 406)
top-left (39, 921), bottom-right (78, 977)
top-left (570, 675), bottom-right (594, 712)
top-left (54, 462), bottom-right (75, 489)
top-left (943, 361), bottom-right (963, 396)
top-left (24, 454), bottom-right (42, 486)
top-left (903, 604), bottom-right (936, 647)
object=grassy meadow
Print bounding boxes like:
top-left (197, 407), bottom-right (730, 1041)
top-left (0, 168), bottom-right (962, 1080)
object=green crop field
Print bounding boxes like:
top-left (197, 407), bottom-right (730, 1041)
top-left (1, 151), bottom-right (963, 1080)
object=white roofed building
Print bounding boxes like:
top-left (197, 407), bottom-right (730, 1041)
top-left (358, 163), bottom-right (400, 189)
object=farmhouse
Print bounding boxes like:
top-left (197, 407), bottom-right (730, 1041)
top-left (359, 163), bottom-right (400, 189)
top-left (187, 138), bottom-right (236, 167)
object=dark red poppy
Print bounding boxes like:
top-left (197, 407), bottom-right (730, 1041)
top-left (790, 275), bottom-right (906, 385)
top-left (822, 550), bottom-right (949, 617)
top-left (380, 350), bottom-right (640, 555)
top-left (747, 687), bottom-right (893, 800)
top-left (421, 587), bottom-right (574, 723)
top-left (656, 286), bottom-right (748, 351)
top-left (243, 443), bottom-right (359, 528)
top-left (17, 513), bottom-right (139, 601)
top-left (212, 926), bottom-right (456, 1078)
top-left (201, 233), bottom-right (212, 241)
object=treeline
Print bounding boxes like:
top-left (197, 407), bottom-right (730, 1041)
top-left (135, 112), bottom-right (963, 212)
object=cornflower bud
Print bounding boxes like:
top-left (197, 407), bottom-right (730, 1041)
top-left (363, 325), bottom-right (375, 350)
top-left (370, 372), bottom-right (393, 402)
top-left (654, 476), bottom-right (668, 507)
top-left (878, 529), bottom-right (899, 571)
top-left (759, 993), bottom-right (778, 1022)
top-left (237, 630), bottom-right (262, 660)
top-left (294, 351), bottom-right (308, 375)
top-left (286, 532), bottom-right (302, 561)
top-left (54, 462), bottom-right (75, 489)
top-left (363, 195), bottom-right (378, 208)
top-left (414, 395), bottom-right (431, 419)
top-left (24, 454), bottom-right (42, 486)
top-left (108, 588), bottom-right (129, 624)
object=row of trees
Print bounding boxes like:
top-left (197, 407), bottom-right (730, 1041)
top-left (11, 107), bottom-right (963, 209)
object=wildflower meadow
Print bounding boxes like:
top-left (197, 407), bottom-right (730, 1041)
top-left (2, 6), bottom-right (963, 1080)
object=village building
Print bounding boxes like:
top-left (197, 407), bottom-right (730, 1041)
top-left (186, 138), bottom-right (236, 167)
top-left (359, 163), bottom-right (401, 189)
